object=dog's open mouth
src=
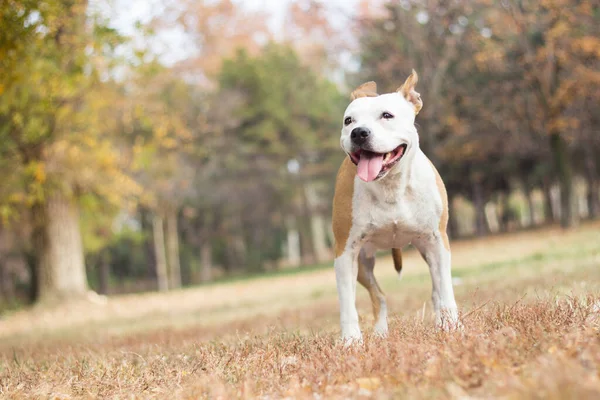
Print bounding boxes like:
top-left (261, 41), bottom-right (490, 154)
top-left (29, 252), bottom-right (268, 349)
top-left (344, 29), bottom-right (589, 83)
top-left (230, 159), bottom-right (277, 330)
top-left (349, 144), bottom-right (407, 182)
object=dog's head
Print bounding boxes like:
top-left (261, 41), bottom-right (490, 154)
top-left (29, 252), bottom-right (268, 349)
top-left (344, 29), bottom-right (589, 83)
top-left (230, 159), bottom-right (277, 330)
top-left (340, 70), bottom-right (423, 182)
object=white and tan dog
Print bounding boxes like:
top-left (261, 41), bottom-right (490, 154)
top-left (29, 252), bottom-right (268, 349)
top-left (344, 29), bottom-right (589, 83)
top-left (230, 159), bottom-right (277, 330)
top-left (332, 71), bottom-right (459, 342)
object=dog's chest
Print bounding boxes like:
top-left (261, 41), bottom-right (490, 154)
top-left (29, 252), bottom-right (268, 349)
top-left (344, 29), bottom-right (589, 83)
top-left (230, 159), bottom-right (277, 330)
top-left (352, 177), bottom-right (440, 248)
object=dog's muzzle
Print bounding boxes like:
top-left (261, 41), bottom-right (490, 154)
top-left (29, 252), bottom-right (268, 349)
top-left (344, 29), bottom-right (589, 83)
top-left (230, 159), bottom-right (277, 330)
top-left (349, 143), bottom-right (407, 183)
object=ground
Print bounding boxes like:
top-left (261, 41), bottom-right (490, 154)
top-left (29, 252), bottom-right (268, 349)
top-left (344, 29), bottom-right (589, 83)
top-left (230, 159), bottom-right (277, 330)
top-left (1, 222), bottom-right (599, 399)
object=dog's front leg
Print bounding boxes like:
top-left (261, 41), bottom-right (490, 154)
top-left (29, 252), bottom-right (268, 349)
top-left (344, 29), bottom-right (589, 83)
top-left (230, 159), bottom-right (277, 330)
top-left (334, 249), bottom-right (362, 343)
top-left (413, 232), bottom-right (459, 329)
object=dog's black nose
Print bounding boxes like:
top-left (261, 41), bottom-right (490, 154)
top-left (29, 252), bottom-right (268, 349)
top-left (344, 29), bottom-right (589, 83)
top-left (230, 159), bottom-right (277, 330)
top-left (351, 127), bottom-right (370, 145)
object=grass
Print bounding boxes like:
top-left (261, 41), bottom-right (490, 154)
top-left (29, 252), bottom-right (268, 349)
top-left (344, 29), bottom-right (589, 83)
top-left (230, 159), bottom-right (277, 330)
top-left (1, 222), bottom-right (599, 399)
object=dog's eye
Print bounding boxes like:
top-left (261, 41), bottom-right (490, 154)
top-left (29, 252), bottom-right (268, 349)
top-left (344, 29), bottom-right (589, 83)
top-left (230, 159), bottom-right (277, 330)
top-left (382, 112), bottom-right (394, 120)
top-left (344, 117), bottom-right (353, 126)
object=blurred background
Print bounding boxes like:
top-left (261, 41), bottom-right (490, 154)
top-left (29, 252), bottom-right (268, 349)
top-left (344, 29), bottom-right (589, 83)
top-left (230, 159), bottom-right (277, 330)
top-left (0, 0), bottom-right (598, 310)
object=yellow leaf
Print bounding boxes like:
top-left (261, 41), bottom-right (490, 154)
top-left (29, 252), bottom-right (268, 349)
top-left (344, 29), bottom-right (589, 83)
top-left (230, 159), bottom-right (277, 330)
top-left (356, 377), bottom-right (381, 391)
top-left (34, 163), bottom-right (46, 184)
top-left (162, 137), bottom-right (178, 150)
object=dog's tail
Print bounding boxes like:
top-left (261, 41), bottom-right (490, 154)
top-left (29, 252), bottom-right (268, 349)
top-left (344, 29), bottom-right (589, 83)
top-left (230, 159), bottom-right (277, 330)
top-left (392, 248), bottom-right (403, 278)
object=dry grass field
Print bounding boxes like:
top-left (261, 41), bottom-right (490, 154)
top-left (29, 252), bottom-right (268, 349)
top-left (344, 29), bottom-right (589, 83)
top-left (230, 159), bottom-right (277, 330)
top-left (1, 222), bottom-right (600, 399)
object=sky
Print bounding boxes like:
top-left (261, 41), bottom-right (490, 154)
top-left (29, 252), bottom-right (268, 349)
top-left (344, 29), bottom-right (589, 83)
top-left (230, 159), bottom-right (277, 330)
top-left (100, 0), bottom-right (360, 65)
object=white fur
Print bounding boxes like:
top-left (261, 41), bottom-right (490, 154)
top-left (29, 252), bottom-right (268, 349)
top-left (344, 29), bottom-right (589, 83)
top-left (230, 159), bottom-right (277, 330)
top-left (335, 92), bottom-right (459, 342)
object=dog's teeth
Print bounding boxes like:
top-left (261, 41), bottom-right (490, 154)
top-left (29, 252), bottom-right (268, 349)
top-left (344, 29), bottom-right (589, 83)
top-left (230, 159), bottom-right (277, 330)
top-left (384, 152), bottom-right (391, 162)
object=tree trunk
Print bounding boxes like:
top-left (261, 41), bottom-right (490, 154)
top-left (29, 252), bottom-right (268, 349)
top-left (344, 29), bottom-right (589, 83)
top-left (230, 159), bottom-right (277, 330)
top-left (297, 215), bottom-right (316, 265)
top-left (196, 212), bottom-right (214, 283)
top-left (0, 230), bottom-right (10, 301)
top-left (152, 214), bottom-right (169, 292)
top-left (298, 185), bottom-right (316, 265)
top-left (98, 251), bottom-right (110, 295)
top-left (139, 207), bottom-right (157, 279)
top-left (472, 178), bottom-right (487, 237)
top-left (325, 217), bottom-right (335, 252)
top-left (224, 233), bottom-right (247, 272)
top-left (447, 214), bottom-right (458, 240)
top-left (200, 240), bottom-right (212, 283)
top-left (587, 179), bottom-right (599, 220)
top-left (447, 197), bottom-right (458, 239)
top-left (0, 262), bottom-right (12, 302)
top-left (34, 194), bottom-right (89, 305)
top-left (166, 209), bottom-right (181, 289)
top-left (310, 214), bottom-right (329, 262)
top-left (498, 195), bottom-right (508, 233)
top-left (484, 202), bottom-right (500, 233)
top-left (524, 186), bottom-right (536, 227)
top-left (24, 249), bottom-right (38, 303)
top-left (584, 146), bottom-right (599, 219)
top-left (303, 183), bottom-right (329, 262)
top-left (550, 133), bottom-right (577, 228)
top-left (286, 218), bottom-right (301, 268)
top-left (542, 179), bottom-right (556, 224)
top-left (223, 210), bottom-right (247, 272)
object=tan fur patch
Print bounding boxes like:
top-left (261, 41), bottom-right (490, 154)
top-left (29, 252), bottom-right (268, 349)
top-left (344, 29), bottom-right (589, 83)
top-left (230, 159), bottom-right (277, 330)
top-left (397, 70), bottom-right (423, 115)
top-left (332, 157), bottom-right (356, 257)
top-left (350, 81), bottom-right (378, 100)
top-left (357, 259), bottom-right (385, 319)
top-left (427, 159), bottom-right (450, 251)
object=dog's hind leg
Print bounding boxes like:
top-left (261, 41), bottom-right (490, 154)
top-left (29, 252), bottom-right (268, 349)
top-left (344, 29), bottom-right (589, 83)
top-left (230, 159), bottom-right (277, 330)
top-left (357, 247), bottom-right (388, 336)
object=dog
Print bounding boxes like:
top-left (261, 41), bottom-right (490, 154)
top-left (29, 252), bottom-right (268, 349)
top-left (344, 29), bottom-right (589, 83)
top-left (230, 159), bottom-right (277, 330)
top-left (331, 70), bottom-right (459, 342)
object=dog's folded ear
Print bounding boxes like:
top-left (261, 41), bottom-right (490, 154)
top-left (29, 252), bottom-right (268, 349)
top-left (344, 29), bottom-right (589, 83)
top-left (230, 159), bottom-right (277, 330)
top-left (397, 70), bottom-right (423, 115)
top-left (350, 81), bottom-right (378, 100)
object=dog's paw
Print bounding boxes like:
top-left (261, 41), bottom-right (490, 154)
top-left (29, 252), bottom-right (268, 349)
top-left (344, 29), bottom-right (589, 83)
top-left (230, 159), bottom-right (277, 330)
top-left (341, 330), bottom-right (363, 347)
top-left (440, 319), bottom-right (464, 332)
top-left (341, 336), bottom-right (363, 347)
top-left (374, 321), bottom-right (388, 338)
top-left (435, 308), bottom-right (462, 331)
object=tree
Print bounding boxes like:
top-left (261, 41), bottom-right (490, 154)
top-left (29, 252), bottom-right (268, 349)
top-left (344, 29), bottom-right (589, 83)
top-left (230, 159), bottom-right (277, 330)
top-left (159, 0), bottom-right (269, 86)
top-left (356, 0), bottom-right (600, 233)
top-left (213, 44), bottom-right (344, 269)
top-left (282, 0), bottom-right (350, 76)
top-left (0, 0), bottom-right (140, 304)
top-left (123, 61), bottom-right (200, 290)
top-left (484, 0), bottom-right (600, 227)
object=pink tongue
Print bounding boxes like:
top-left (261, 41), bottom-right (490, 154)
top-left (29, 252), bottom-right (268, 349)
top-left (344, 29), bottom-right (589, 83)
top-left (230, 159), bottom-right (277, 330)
top-left (357, 152), bottom-right (384, 182)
